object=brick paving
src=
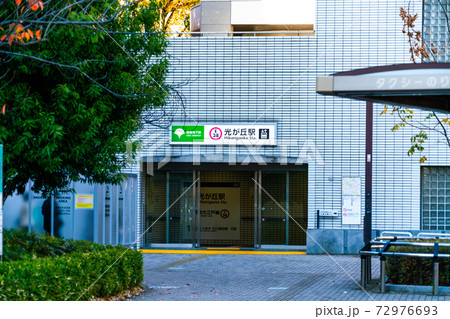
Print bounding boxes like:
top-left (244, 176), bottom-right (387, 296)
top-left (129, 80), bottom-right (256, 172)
top-left (131, 253), bottom-right (450, 301)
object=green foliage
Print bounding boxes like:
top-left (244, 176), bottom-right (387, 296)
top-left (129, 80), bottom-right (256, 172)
top-left (2, 229), bottom-right (108, 262)
top-left (0, 1), bottom-right (169, 198)
top-left (0, 229), bottom-right (143, 301)
top-left (386, 239), bottom-right (450, 286)
top-left (0, 247), bottom-right (143, 301)
top-left (155, 0), bottom-right (201, 32)
top-left (408, 130), bottom-right (428, 163)
top-left (380, 105), bottom-right (450, 163)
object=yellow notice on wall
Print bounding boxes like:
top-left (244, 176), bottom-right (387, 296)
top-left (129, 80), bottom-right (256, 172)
top-left (75, 194), bottom-right (94, 209)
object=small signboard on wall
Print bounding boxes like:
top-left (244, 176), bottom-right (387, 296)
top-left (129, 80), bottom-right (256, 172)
top-left (75, 194), bottom-right (94, 209)
top-left (342, 177), bottom-right (361, 225)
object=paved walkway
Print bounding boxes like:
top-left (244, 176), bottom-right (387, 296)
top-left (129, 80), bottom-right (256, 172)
top-left (132, 253), bottom-right (450, 301)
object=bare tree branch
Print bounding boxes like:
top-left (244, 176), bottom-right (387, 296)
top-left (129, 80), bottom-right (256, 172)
top-left (433, 111), bottom-right (450, 148)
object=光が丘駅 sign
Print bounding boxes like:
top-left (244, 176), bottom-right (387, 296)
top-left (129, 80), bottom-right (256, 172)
top-left (170, 124), bottom-right (276, 146)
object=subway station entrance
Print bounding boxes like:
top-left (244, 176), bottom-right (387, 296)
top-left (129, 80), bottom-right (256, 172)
top-left (143, 164), bottom-right (308, 249)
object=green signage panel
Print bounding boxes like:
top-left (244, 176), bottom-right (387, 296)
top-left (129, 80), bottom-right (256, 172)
top-left (171, 125), bottom-right (205, 143)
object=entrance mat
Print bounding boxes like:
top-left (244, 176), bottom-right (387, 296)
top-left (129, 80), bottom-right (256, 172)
top-left (138, 249), bottom-right (306, 255)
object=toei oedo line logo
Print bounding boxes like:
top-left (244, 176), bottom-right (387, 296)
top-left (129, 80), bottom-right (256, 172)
top-left (209, 127), bottom-right (223, 140)
top-left (171, 125), bottom-right (205, 142)
top-left (220, 209), bottom-right (230, 219)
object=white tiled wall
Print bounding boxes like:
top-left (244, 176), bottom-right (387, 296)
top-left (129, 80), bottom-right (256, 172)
top-left (130, 0), bottom-right (450, 246)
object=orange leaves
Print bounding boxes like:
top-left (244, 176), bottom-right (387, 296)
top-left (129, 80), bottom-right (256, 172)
top-left (23, 31), bottom-right (30, 41)
top-left (1, 24), bottom-right (41, 45)
top-left (14, 0), bottom-right (44, 11)
top-left (29, 0), bottom-right (39, 11)
top-left (399, 6), bottom-right (444, 62)
top-left (1, 1), bottom-right (44, 45)
top-left (1, 105), bottom-right (5, 116)
top-left (2, 0), bottom-right (45, 45)
top-left (28, 0), bottom-right (44, 11)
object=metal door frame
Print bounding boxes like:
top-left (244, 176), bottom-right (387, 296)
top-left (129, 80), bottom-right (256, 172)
top-left (255, 171), bottom-right (292, 247)
top-left (193, 170), bottom-right (201, 248)
top-left (191, 169), bottom-right (295, 248)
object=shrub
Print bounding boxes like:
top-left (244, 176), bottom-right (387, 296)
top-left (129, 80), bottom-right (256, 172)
top-left (0, 229), bottom-right (143, 301)
top-left (386, 239), bottom-right (450, 287)
top-left (2, 229), bottom-right (109, 262)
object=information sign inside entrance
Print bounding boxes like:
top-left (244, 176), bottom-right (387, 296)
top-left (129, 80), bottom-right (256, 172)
top-left (200, 182), bottom-right (240, 240)
top-left (170, 124), bottom-right (277, 146)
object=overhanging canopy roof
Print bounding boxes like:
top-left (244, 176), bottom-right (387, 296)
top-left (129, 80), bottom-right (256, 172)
top-left (316, 63), bottom-right (450, 112)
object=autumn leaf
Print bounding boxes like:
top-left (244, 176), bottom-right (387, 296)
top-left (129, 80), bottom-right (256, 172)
top-left (0, 35), bottom-right (6, 42)
top-left (27, 29), bottom-right (34, 39)
top-left (8, 35), bottom-right (13, 45)
top-left (36, 29), bottom-right (41, 40)
top-left (15, 0), bottom-right (22, 6)
top-left (29, 0), bottom-right (39, 11)
top-left (2, 105), bottom-right (5, 115)
top-left (39, 1), bottom-right (44, 11)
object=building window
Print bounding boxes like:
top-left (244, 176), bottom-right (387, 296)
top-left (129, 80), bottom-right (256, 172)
top-left (421, 167), bottom-right (450, 230)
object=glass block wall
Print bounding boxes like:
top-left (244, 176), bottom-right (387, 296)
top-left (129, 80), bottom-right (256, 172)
top-left (421, 167), bottom-right (450, 230)
top-left (423, 0), bottom-right (450, 62)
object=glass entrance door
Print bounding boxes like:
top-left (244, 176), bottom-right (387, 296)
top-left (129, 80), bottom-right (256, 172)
top-left (143, 168), bottom-right (307, 248)
top-left (197, 171), bottom-right (255, 247)
top-left (168, 172), bottom-right (194, 244)
top-left (261, 171), bottom-right (287, 245)
top-left (255, 170), bottom-right (308, 247)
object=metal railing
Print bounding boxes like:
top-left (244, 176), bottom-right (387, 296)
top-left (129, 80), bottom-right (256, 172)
top-left (418, 232), bottom-right (450, 239)
top-left (360, 234), bottom-right (450, 295)
top-left (380, 231), bottom-right (413, 238)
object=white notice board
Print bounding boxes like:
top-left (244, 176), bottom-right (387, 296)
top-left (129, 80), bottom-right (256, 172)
top-left (342, 177), bottom-right (361, 225)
